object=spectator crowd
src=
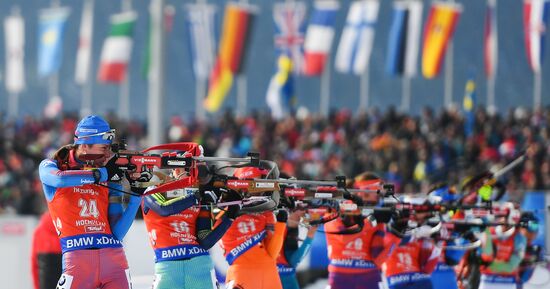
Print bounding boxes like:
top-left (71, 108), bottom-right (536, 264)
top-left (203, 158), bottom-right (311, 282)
top-left (1, 105), bottom-right (550, 215)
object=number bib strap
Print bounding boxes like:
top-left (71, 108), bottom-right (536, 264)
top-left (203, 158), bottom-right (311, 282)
top-left (225, 231), bottom-right (267, 265)
top-left (60, 234), bottom-right (122, 252)
top-left (154, 244), bottom-right (209, 262)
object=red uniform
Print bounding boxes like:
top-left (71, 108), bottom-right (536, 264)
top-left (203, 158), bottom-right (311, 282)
top-left (47, 184), bottom-right (122, 252)
top-left (384, 237), bottom-right (441, 289)
top-left (325, 218), bottom-right (400, 273)
top-left (324, 218), bottom-right (401, 289)
top-left (220, 211), bottom-right (286, 289)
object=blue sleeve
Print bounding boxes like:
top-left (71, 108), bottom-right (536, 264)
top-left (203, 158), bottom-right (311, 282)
top-left (39, 159), bottom-right (107, 202)
top-left (142, 193), bottom-right (198, 217)
top-left (196, 209), bottom-right (233, 250)
top-left (108, 182), bottom-right (141, 240)
top-left (288, 237), bottom-right (314, 268)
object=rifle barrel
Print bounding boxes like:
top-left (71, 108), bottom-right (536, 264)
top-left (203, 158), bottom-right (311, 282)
top-left (193, 156), bottom-right (253, 163)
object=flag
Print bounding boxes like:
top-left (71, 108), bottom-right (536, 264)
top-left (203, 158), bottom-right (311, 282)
top-left (143, 6), bottom-right (177, 78)
top-left (185, 3), bottom-right (217, 80)
top-left (204, 3), bottom-right (256, 113)
top-left (335, 0), bottom-right (379, 75)
top-left (4, 13), bottom-right (25, 93)
top-left (386, 0), bottom-right (423, 77)
top-left (273, 1), bottom-right (307, 74)
top-left (484, 0), bottom-right (498, 78)
top-left (523, 0), bottom-right (550, 73)
top-left (98, 11), bottom-right (137, 83)
top-left (463, 78), bottom-right (476, 138)
top-left (266, 54), bottom-right (294, 119)
top-left (421, 2), bottom-right (462, 79)
top-left (303, 0), bottom-right (340, 76)
top-left (75, 0), bottom-right (94, 85)
top-left (38, 7), bottom-right (70, 77)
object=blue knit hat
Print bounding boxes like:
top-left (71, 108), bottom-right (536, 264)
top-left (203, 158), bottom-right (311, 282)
top-left (74, 115), bottom-right (115, 145)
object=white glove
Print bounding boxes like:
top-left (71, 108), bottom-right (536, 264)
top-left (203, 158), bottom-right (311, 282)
top-left (413, 225), bottom-right (435, 239)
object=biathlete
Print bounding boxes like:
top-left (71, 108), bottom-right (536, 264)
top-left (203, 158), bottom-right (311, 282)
top-left (324, 172), bottom-right (402, 289)
top-left (479, 203), bottom-right (527, 289)
top-left (220, 166), bottom-right (287, 289)
top-left (384, 197), bottom-right (442, 289)
top-left (142, 166), bottom-right (241, 289)
top-left (39, 115), bottom-right (141, 289)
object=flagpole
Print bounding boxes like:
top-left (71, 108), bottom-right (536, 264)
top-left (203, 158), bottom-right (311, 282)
top-left (401, 76), bottom-right (411, 112)
top-left (6, 6), bottom-right (22, 119)
top-left (119, 0), bottom-right (132, 120)
top-left (148, 0), bottom-right (166, 145)
top-left (444, 0), bottom-right (455, 109)
top-left (534, 71), bottom-right (542, 109)
top-left (487, 75), bottom-right (495, 111)
top-left (50, 0), bottom-right (60, 105)
top-left (236, 0), bottom-right (249, 118)
top-left (80, 0), bottom-right (94, 117)
top-left (320, 63), bottom-right (331, 117)
top-left (359, 68), bottom-right (369, 112)
top-left (195, 0), bottom-right (207, 122)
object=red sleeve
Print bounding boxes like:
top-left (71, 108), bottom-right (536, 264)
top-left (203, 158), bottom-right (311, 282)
top-left (419, 240), bottom-right (441, 274)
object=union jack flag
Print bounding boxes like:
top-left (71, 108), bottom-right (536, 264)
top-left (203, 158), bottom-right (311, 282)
top-left (273, 2), bottom-right (307, 74)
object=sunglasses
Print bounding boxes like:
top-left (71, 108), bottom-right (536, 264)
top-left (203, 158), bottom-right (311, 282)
top-left (75, 129), bottom-right (116, 141)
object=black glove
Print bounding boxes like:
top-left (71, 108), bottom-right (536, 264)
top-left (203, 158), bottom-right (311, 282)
top-left (388, 210), bottom-right (409, 236)
top-left (463, 230), bottom-right (478, 242)
top-left (91, 169), bottom-right (102, 184)
top-left (226, 204), bottom-right (241, 220)
top-left (372, 210), bottom-right (392, 223)
top-left (129, 184), bottom-right (147, 195)
top-left (104, 157), bottom-right (124, 182)
top-left (199, 189), bottom-right (220, 204)
top-left (277, 209), bottom-right (289, 223)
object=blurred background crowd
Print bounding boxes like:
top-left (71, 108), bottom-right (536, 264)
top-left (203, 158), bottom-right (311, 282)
top-left (2, 105), bottom-right (550, 216)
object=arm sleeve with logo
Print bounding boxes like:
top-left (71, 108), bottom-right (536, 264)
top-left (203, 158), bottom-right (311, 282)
top-left (39, 159), bottom-right (108, 201)
top-left (488, 233), bottom-right (527, 273)
top-left (109, 182), bottom-right (141, 240)
top-left (196, 207), bottom-right (233, 250)
top-left (142, 192), bottom-right (198, 216)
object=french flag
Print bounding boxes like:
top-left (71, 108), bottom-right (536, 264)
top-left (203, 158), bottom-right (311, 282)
top-left (524, 0), bottom-right (550, 73)
top-left (484, 0), bottom-right (498, 78)
top-left (303, 0), bottom-right (340, 76)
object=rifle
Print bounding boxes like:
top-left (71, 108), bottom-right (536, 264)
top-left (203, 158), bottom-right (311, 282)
top-left (111, 142), bottom-right (262, 196)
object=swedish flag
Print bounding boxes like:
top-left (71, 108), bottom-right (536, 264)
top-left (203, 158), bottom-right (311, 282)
top-left (463, 79), bottom-right (476, 138)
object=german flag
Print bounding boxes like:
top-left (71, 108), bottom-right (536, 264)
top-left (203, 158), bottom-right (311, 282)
top-left (421, 2), bottom-right (462, 79)
top-left (204, 3), bottom-right (255, 113)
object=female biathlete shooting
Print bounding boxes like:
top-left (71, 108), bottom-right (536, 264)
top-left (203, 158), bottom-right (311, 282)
top-left (39, 115), bottom-right (141, 289)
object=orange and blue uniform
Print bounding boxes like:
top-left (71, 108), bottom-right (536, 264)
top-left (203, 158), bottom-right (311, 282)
top-left (221, 211), bottom-right (286, 289)
top-left (324, 218), bottom-right (401, 289)
top-left (384, 236), bottom-right (441, 289)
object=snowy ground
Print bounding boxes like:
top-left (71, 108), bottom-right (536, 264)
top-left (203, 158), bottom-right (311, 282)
top-left (131, 275), bottom-right (328, 289)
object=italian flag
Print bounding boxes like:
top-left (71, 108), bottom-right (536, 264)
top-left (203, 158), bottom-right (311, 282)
top-left (98, 11), bottom-right (137, 83)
